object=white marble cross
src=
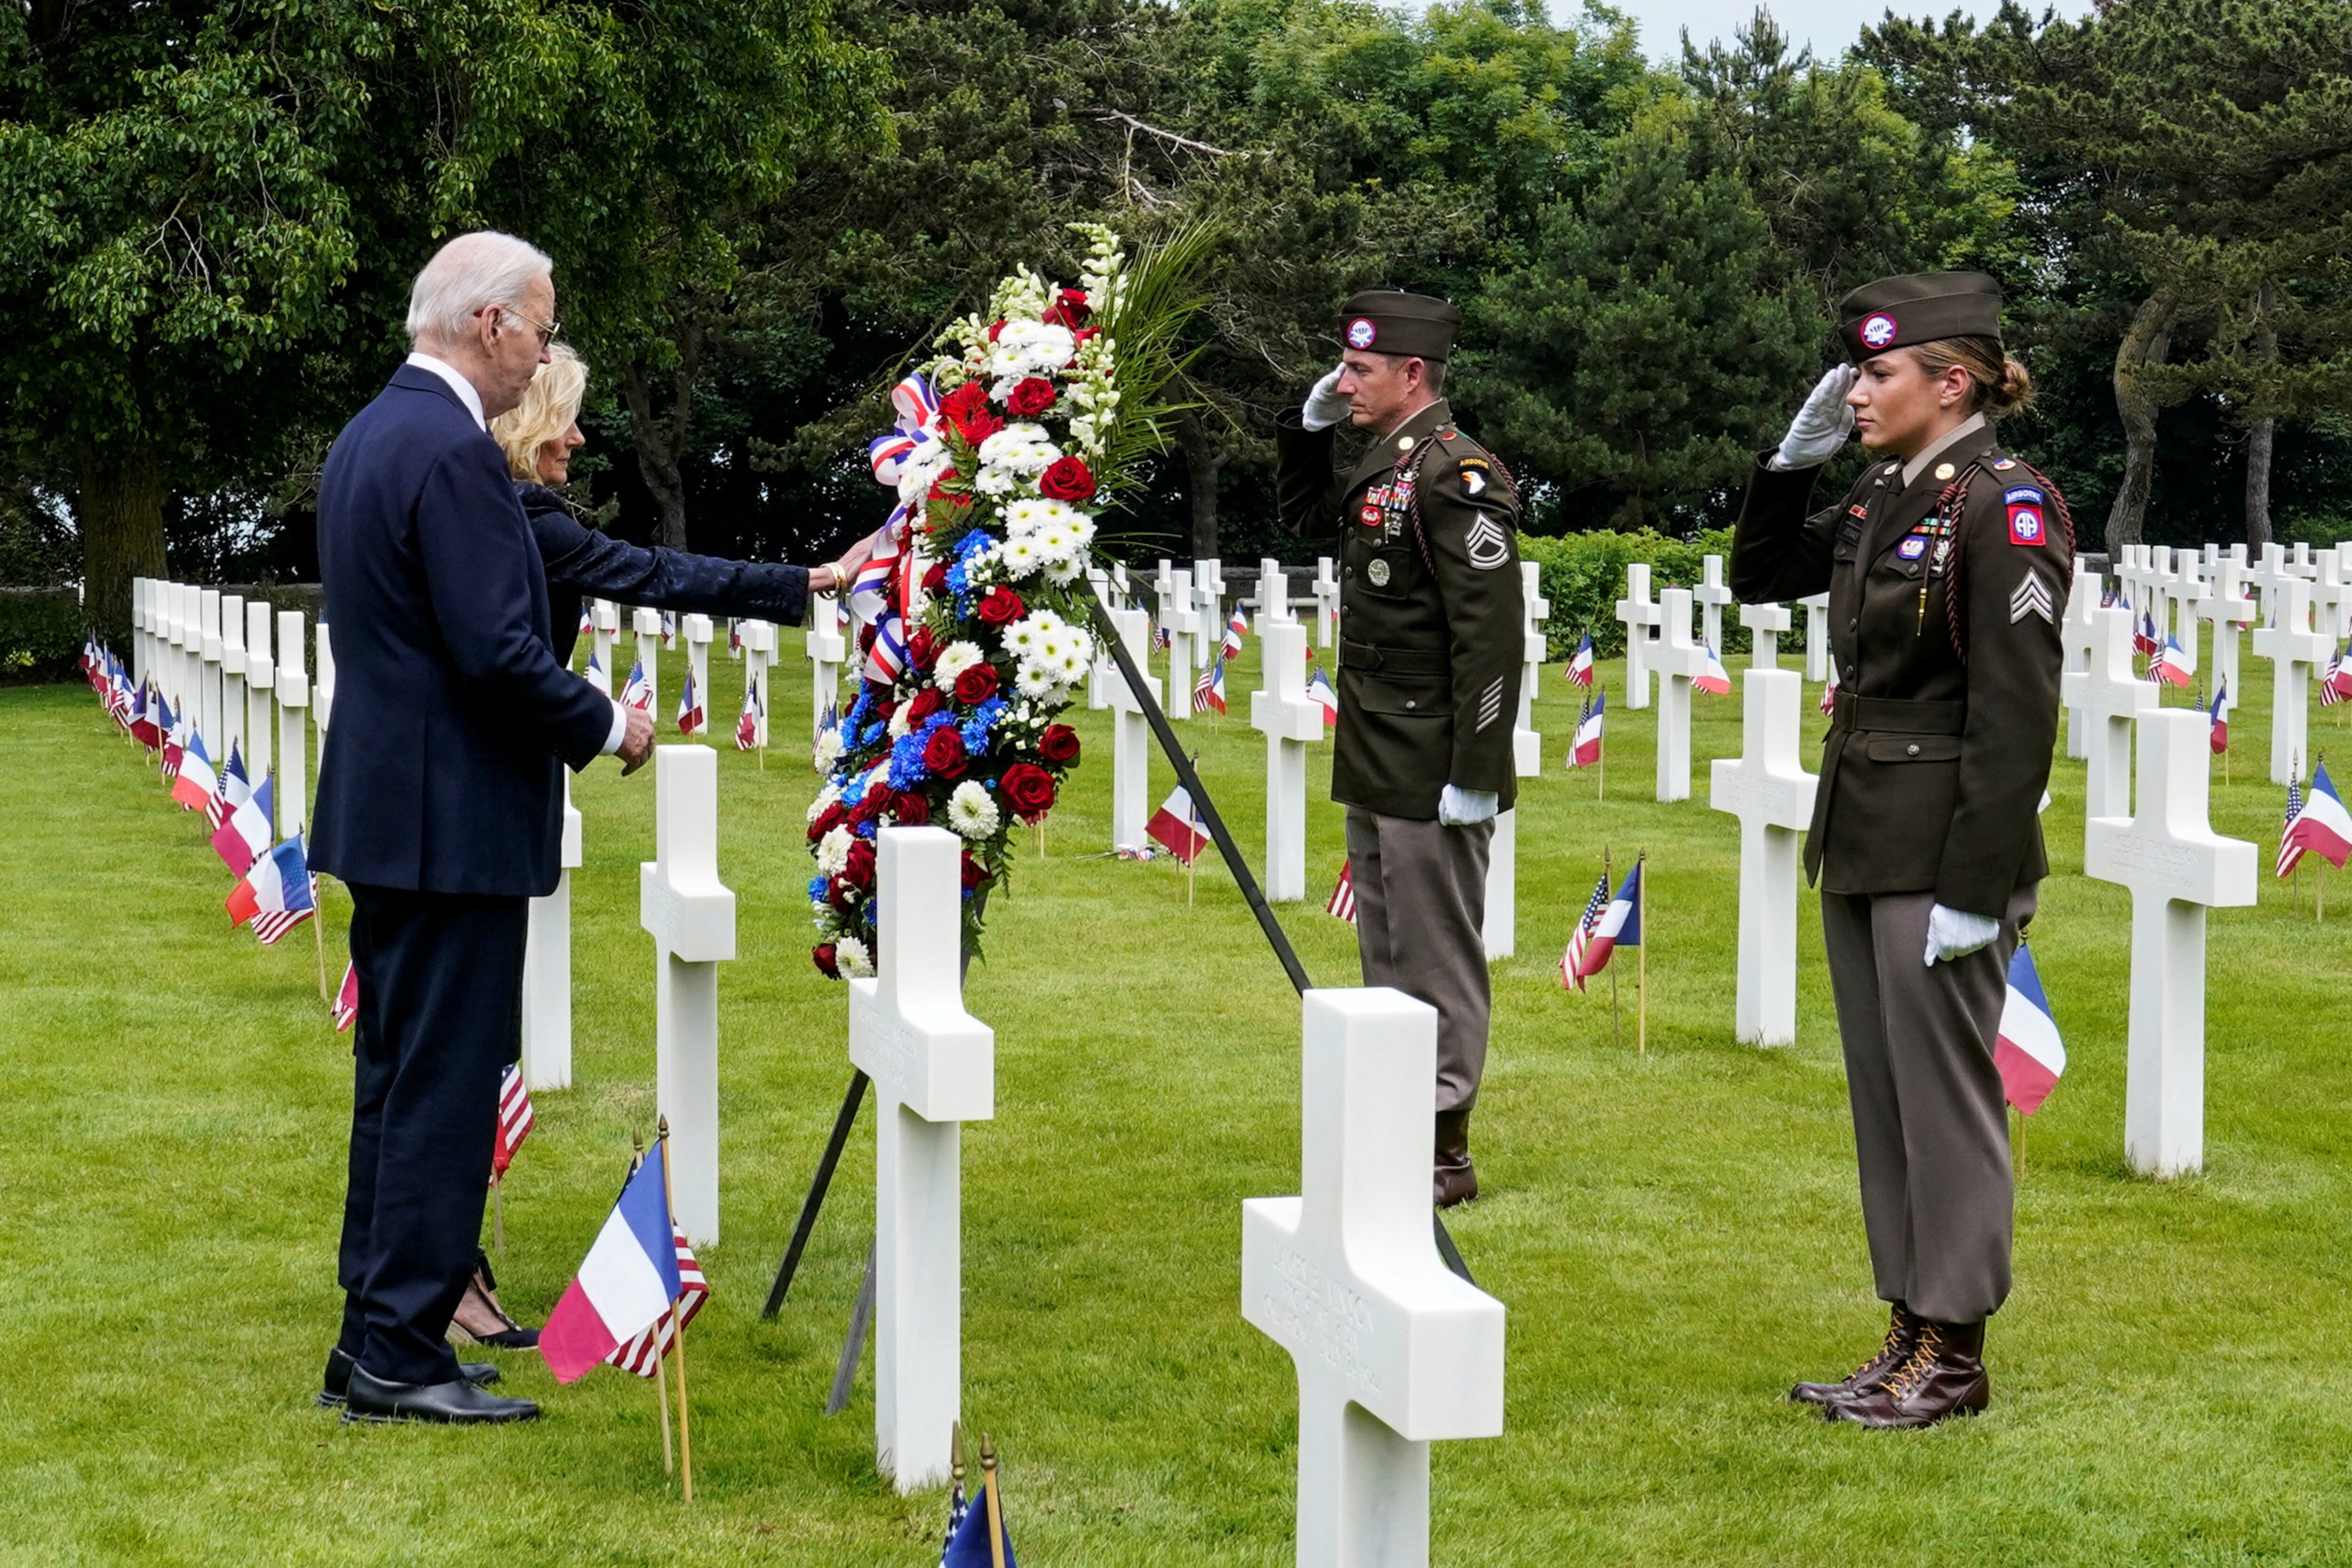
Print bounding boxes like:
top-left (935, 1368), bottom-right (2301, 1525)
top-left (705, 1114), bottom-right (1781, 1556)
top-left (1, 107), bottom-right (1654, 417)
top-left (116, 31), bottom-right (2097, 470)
top-left (2251, 576), bottom-right (2330, 785)
top-left (1694, 554), bottom-right (1733, 653)
top-left (682, 613), bottom-right (714, 736)
top-left (740, 618), bottom-right (776, 748)
top-left (1648, 588), bottom-right (1710, 803)
top-left (1708, 669), bottom-right (1819, 1046)
top-left (2312, 550), bottom-right (2351, 644)
top-left (199, 588), bottom-right (224, 755)
top-left (1313, 557), bottom-right (1340, 650)
top-left (2058, 562), bottom-right (2102, 760)
top-left (220, 594), bottom-right (247, 764)
top-left (2249, 543), bottom-right (2293, 632)
top-left (274, 609), bottom-right (309, 838)
top-left (1196, 557), bottom-right (1228, 661)
top-left (639, 744), bottom-right (736, 1243)
top-left (591, 598), bottom-right (620, 681)
top-left (2193, 549), bottom-right (2255, 719)
top-left (242, 601), bottom-right (274, 782)
top-left (1483, 563), bottom-right (1549, 960)
top-left (314, 621), bottom-right (336, 736)
top-left (1257, 557), bottom-right (1293, 630)
top-left (1086, 569), bottom-right (1117, 712)
top-left (1106, 606), bottom-right (1161, 850)
top-left (2066, 607), bottom-right (2160, 822)
top-left (129, 577), bottom-right (148, 690)
top-left (2084, 710), bottom-right (2256, 1177)
top-left (1154, 562), bottom-right (1197, 724)
top-left (1242, 987), bottom-right (1504, 1568)
top-left (522, 772), bottom-right (582, 1091)
top-left (806, 589), bottom-right (846, 735)
top-left (160, 583), bottom-right (184, 719)
top-left (848, 825), bottom-right (995, 1493)
top-left (1800, 592), bottom-right (1832, 683)
top-left (1111, 560), bottom-right (1133, 610)
top-left (1738, 601), bottom-right (1790, 670)
top-left (1613, 563), bottom-right (1660, 710)
top-left (632, 605), bottom-right (663, 715)
top-left (1252, 616), bottom-right (1323, 902)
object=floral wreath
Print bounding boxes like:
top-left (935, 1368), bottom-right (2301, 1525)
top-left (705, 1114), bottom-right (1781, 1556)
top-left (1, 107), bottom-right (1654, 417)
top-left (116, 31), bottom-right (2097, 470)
top-left (805, 227), bottom-right (1136, 978)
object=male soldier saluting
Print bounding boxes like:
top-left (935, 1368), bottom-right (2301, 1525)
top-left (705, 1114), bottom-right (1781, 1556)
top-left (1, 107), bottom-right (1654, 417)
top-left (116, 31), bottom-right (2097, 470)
top-left (1275, 290), bottom-right (1523, 1207)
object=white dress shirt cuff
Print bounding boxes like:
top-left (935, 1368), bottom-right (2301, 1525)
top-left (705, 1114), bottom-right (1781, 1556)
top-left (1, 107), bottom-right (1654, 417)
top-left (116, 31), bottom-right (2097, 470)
top-left (602, 698), bottom-right (628, 756)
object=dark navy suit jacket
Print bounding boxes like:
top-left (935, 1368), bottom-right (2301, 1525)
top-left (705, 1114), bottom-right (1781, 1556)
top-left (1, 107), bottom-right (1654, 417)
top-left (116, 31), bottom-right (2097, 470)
top-left (516, 484), bottom-right (809, 667)
top-left (312, 366), bottom-right (613, 898)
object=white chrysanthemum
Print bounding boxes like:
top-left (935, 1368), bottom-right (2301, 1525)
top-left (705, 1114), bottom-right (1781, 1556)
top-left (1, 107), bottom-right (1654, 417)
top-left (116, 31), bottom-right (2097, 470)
top-left (975, 423), bottom-right (1060, 478)
top-left (813, 729), bottom-right (844, 772)
top-left (1059, 626), bottom-right (1094, 664)
top-left (888, 704), bottom-right (914, 738)
top-left (1015, 662), bottom-right (1061, 698)
top-left (835, 935), bottom-right (874, 979)
top-left (1033, 524), bottom-right (1074, 564)
top-left (998, 535), bottom-right (1043, 577)
top-left (947, 780), bottom-right (1002, 839)
top-left (1002, 497), bottom-right (1057, 535)
top-left (1026, 609), bottom-right (1065, 636)
top-left (1052, 649), bottom-right (1090, 683)
top-left (933, 641), bottom-right (984, 690)
top-left (806, 781), bottom-right (842, 822)
top-left (974, 467), bottom-right (1016, 498)
top-left (987, 320), bottom-right (1077, 380)
top-left (1045, 556), bottom-right (1084, 586)
top-left (815, 825), bottom-right (854, 877)
top-left (1002, 618), bottom-right (1044, 657)
top-left (1064, 512), bottom-right (1097, 549)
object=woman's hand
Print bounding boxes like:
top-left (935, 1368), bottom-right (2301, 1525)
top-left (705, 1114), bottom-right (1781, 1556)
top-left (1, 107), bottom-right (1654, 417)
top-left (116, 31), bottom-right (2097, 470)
top-left (810, 527), bottom-right (884, 596)
top-left (1773, 365), bottom-right (1859, 470)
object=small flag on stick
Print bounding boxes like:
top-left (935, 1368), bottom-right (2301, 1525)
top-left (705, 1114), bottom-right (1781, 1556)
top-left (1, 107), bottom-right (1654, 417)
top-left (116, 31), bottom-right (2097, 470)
top-left (1994, 942), bottom-right (2066, 1115)
top-left (333, 961), bottom-right (359, 1032)
top-left (1325, 860), bottom-right (1357, 923)
top-left (1565, 630), bottom-right (1595, 689)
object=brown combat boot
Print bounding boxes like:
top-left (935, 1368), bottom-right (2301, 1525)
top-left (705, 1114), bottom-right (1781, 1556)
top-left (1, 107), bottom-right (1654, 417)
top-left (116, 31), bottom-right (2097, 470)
top-left (1825, 1317), bottom-right (1988, 1428)
top-left (1789, 1303), bottom-right (1920, 1407)
top-left (1434, 1108), bottom-right (1478, 1208)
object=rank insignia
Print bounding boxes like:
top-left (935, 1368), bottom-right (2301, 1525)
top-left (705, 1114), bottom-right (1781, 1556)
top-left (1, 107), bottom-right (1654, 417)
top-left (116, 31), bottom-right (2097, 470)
top-left (1464, 515), bottom-right (1511, 570)
top-left (2010, 572), bottom-right (2055, 624)
top-left (2003, 485), bottom-right (2047, 546)
top-left (1897, 534), bottom-right (1929, 561)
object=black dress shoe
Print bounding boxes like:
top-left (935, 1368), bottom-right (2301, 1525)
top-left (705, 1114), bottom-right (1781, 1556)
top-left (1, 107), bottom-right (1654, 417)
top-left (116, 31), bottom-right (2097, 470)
top-left (319, 1347), bottom-right (502, 1409)
top-left (342, 1365), bottom-right (540, 1425)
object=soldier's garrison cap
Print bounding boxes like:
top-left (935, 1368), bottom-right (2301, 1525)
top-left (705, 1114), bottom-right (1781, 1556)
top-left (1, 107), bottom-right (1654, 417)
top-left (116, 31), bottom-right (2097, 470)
top-left (1836, 272), bottom-right (2003, 362)
top-left (1336, 290), bottom-right (1461, 363)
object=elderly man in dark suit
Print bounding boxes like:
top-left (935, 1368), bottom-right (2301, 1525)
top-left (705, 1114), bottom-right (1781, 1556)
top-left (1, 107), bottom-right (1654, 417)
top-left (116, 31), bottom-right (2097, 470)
top-left (312, 231), bottom-right (657, 1424)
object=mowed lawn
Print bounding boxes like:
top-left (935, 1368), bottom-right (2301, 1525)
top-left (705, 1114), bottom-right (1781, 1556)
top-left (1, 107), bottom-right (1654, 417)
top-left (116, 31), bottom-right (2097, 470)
top-left (6, 624), bottom-right (2352, 1567)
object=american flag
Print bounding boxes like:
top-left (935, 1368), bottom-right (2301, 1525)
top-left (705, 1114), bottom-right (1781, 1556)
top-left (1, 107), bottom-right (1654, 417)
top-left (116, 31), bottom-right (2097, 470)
top-left (940, 1476), bottom-right (971, 1563)
top-left (254, 875), bottom-right (319, 945)
top-left (1325, 860), bottom-right (1356, 923)
top-left (735, 683), bottom-right (761, 749)
top-left (1819, 666), bottom-right (1838, 717)
top-left (2322, 644), bottom-right (2347, 708)
top-left (493, 1062), bottom-right (534, 1177)
top-left (207, 743), bottom-right (247, 832)
top-left (1193, 659), bottom-right (1226, 715)
top-left (1565, 630), bottom-right (1595, 688)
top-left (1559, 871), bottom-right (1612, 991)
top-left (1154, 625), bottom-right (1171, 651)
top-left (333, 961), bottom-right (359, 1032)
top-left (603, 1226), bottom-right (708, 1376)
top-left (2278, 772), bottom-right (2306, 879)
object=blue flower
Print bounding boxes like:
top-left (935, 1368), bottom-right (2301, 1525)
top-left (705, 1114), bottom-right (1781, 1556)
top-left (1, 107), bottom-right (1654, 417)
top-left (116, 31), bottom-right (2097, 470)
top-left (806, 874), bottom-right (829, 902)
top-left (956, 530), bottom-right (996, 562)
top-left (960, 717), bottom-right (990, 756)
top-left (861, 720), bottom-right (886, 745)
top-left (945, 561), bottom-right (970, 595)
top-left (888, 730), bottom-right (930, 790)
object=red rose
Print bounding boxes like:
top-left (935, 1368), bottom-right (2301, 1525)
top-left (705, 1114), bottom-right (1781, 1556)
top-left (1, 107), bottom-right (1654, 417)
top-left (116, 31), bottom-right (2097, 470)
top-left (1038, 724), bottom-right (1081, 765)
top-left (807, 801), bottom-right (846, 842)
top-left (941, 382), bottom-right (988, 421)
top-left (1073, 326), bottom-right (1101, 346)
top-left (976, 586), bottom-right (1025, 626)
top-left (906, 687), bottom-right (944, 726)
top-left (960, 849), bottom-right (987, 890)
top-left (893, 791), bottom-right (932, 826)
top-left (1042, 289), bottom-right (1092, 329)
top-left (1005, 377), bottom-right (1057, 417)
top-left (827, 877), bottom-right (858, 911)
top-left (873, 696), bottom-right (898, 721)
top-left (987, 319), bottom-right (1006, 343)
top-left (999, 762), bottom-right (1057, 823)
top-left (844, 839), bottom-right (877, 891)
top-left (922, 726), bottom-right (969, 779)
top-left (1038, 456), bottom-right (1096, 501)
top-left (812, 943), bottom-right (841, 979)
top-left (954, 662), bottom-right (1000, 704)
top-left (923, 562), bottom-right (948, 594)
top-left (959, 411), bottom-right (1004, 445)
top-left (908, 626), bottom-right (940, 671)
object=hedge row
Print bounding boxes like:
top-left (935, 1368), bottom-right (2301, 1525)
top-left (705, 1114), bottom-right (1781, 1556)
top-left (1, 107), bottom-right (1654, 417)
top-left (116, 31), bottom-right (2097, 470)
top-left (0, 588), bottom-right (85, 684)
top-left (1517, 528), bottom-right (1743, 660)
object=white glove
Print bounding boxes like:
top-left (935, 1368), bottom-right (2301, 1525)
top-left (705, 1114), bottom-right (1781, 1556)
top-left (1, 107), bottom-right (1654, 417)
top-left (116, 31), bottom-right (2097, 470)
top-left (1773, 365), bottom-right (1859, 470)
top-left (1301, 366), bottom-right (1351, 432)
top-left (1923, 903), bottom-right (2001, 966)
top-left (1438, 785), bottom-right (1498, 827)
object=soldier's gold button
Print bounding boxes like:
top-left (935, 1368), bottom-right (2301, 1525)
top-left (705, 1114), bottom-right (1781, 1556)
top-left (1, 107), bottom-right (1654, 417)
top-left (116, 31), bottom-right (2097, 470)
top-left (1397, 436), bottom-right (1414, 451)
top-left (1907, 743), bottom-right (1921, 756)
top-left (1405, 700), bottom-right (1417, 709)
top-left (1934, 462), bottom-right (1956, 481)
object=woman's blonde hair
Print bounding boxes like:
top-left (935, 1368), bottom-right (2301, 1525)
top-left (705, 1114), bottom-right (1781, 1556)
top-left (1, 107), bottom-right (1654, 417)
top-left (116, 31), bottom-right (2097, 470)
top-left (490, 341), bottom-right (588, 481)
top-left (1913, 335), bottom-right (2034, 419)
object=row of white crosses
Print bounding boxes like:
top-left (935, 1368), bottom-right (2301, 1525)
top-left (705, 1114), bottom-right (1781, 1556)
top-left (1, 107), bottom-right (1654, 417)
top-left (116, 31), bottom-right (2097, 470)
top-left (1250, 570), bottom-right (1322, 903)
top-left (130, 578), bottom-right (318, 842)
top-left (1482, 562), bottom-right (1547, 959)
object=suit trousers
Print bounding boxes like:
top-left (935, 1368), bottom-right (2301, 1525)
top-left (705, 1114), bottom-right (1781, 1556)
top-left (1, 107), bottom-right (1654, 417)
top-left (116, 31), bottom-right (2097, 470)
top-left (1819, 883), bottom-right (2036, 1325)
top-left (1345, 808), bottom-right (1494, 1114)
top-left (336, 883), bottom-right (529, 1385)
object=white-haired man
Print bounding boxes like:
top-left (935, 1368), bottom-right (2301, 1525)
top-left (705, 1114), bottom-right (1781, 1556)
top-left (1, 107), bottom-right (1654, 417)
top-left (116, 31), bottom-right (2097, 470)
top-left (311, 231), bottom-right (653, 1424)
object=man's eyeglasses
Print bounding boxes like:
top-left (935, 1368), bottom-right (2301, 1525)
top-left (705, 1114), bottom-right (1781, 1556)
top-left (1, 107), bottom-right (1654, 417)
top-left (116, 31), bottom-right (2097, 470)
top-left (487, 304), bottom-right (559, 348)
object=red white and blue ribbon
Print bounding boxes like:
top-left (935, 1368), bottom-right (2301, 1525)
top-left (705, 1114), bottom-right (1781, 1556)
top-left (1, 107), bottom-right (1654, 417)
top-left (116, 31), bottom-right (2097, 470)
top-left (851, 374), bottom-right (943, 686)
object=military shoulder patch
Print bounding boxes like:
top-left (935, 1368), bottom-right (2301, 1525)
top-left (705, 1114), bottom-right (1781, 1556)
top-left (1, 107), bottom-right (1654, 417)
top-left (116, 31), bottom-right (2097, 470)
top-left (1464, 514), bottom-right (1512, 570)
top-left (1462, 465), bottom-right (1488, 497)
top-left (2002, 485), bottom-right (2048, 546)
top-left (2010, 572), bottom-right (2055, 624)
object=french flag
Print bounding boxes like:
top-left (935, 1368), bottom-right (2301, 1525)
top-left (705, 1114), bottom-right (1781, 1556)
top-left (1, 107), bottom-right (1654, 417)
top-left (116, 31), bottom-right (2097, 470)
top-left (1573, 861), bottom-right (1642, 981)
top-left (2284, 761), bottom-right (2352, 870)
top-left (2151, 634), bottom-right (2191, 688)
top-left (1570, 692), bottom-right (1604, 768)
top-left (1222, 609), bottom-right (1248, 660)
top-left (207, 742), bottom-right (250, 832)
top-left (2133, 611), bottom-right (2161, 656)
top-left (621, 659), bottom-right (653, 712)
top-left (1308, 667), bottom-right (1338, 728)
top-left (676, 669), bottom-right (703, 736)
top-left (1695, 643), bottom-right (1732, 696)
top-left (211, 775), bottom-right (276, 876)
top-left (1566, 630), bottom-right (1595, 689)
top-left (1146, 785), bottom-right (1209, 865)
top-left (170, 731), bottom-right (219, 812)
top-left (225, 836), bottom-right (317, 932)
top-left (1994, 942), bottom-right (2066, 1115)
top-left (585, 649), bottom-right (610, 695)
top-left (541, 1147), bottom-right (684, 1385)
top-left (2208, 683), bottom-right (2228, 755)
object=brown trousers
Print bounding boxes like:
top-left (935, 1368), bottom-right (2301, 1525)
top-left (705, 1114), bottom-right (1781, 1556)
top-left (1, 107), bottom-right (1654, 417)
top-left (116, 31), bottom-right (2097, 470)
top-left (1345, 807), bottom-right (1494, 1114)
top-left (1819, 884), bottom-right (2036, 1325)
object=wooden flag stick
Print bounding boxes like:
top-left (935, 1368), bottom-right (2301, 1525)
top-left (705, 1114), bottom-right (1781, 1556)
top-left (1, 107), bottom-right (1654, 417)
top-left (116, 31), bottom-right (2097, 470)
top-left (658, 1118), bottom-right (694, 1502)
top-left (1637, 853), bottom-right (1648, 1058)
top-left (982, 1433), bottom-right (1008, 1568)
top-left (312, 904), bottom-right (331, 1002)
top-left (627, 1129), bottom-right (671, 1474)
top-left (1605, 847), bottom-right (1621, 1052)
top-left (492, 1172), bottom-right (505, 1254)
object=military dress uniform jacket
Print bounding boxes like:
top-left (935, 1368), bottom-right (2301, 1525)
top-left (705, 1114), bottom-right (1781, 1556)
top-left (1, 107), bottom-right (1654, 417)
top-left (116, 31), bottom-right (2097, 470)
top-left (1276, 398), bottom-right (1525, 819)
top-left (1730, 435), bottom-right (2072, 918)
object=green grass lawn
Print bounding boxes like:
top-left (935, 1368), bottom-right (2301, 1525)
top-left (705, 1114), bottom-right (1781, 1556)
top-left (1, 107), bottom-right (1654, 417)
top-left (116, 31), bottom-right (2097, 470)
top-left (6, 626), bottom-right (2352, 1566)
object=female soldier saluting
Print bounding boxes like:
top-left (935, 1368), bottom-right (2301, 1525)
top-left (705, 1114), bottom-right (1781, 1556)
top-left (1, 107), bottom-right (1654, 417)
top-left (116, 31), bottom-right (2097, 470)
top-left (1732, 272), bottom-right (2072, 1429)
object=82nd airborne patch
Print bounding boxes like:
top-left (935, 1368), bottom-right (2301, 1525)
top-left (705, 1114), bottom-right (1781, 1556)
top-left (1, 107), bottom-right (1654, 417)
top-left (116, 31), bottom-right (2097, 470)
top-left (2003, 486), bottom-right (2047, 546)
